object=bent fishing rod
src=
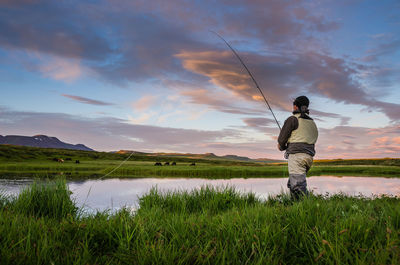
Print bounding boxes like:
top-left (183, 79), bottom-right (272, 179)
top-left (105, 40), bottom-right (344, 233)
top-left (210, 30), bottom-right (281, 131)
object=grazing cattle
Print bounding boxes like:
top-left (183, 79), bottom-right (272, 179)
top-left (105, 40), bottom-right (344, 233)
top-left (52, 158), bottom-right (59, 162)
top-left (189, 162), bottom-right (196, 166)
top-left (58, 159), bottom-right (64, 163)
top-left (164, 162), bottom-right (170, 166)
top-left (154, 162), bottom-right (162, 166)
top-left (171, 162), bottom-right (177, 166)
top-left (75, 160), bottom-right (80, 164)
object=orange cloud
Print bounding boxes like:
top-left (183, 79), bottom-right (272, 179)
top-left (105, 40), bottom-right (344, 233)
top-left (393, 136), bottom-right (400, 145)
top-left (176, 50), bottom-right (273, 106)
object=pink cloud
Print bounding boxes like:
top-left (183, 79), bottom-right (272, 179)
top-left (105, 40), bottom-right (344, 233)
top-left (393, 137), bottom-right (400, 145)
top-left (132, 95), bottom-right (158, 111)
top-left (373, 136), bottom-right (389, 145)
top-left (39, 57), bottom-right (83, 81)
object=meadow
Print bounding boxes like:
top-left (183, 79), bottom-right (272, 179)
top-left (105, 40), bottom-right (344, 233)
top-left (0, 145), bottom-right (399, 179)
top-left (0, 178), bottom-right (399, 264)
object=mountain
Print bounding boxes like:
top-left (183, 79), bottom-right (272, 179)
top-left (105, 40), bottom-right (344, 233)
top-left (0, 135), bottom-right (94, 151)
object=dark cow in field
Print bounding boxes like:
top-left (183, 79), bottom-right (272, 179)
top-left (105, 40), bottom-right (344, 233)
top-left (154, 162), bottom-right (162, 166)
top-left (164, 162), bottom-right (170, 166)
top-left (75, 160), bottom-right (80, 164)
top-left (171, 162), bottom-right (177, 166)
top-left (189, 162), bottom-right (196, 166)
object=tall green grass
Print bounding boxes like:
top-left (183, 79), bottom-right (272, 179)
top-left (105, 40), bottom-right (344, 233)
top-left (139, 186), bottom-right (259, 214)
top-left (12, 178), bottom-right (77, 219)
top-left (0, 180), bottom-right (399, 264)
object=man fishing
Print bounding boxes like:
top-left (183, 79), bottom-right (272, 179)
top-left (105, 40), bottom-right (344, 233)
top-left (211, 32), bottom-right (318, 199)
top-left (277, 96), bottom-right (318, 199)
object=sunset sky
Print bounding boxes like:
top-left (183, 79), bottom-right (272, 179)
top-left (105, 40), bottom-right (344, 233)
top-left (1, 0), bottom-right (399, 159)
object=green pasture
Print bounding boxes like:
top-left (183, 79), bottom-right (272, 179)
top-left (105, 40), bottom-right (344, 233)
top-left (0, 145), bottom-right (399, 178)
top-left (0, 179), bottom-right (399, 264)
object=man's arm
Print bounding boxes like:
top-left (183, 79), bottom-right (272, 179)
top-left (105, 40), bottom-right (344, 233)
top-left (277, 116), bottom-right (298, 151)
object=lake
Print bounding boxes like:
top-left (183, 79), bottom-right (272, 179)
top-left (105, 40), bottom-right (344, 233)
top-left (1, 176), bottom-right (399, 213)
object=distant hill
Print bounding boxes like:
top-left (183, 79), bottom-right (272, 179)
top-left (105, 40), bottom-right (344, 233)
top-left (0, 135), bottom-right (94, 151)
top-left (116, 150), bottom-right (282, 163)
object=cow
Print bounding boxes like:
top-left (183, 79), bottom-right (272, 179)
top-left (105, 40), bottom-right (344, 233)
top-left (164, 162), bottom-right (170, 166)
top-left (154, 162), bottom-right (162, 166)
top-left (58, 159), bottom-right (64, 163)
top-left (75, 160), bottom-right (80, 164)
top-left (171, 162), bottom-right (177, 166)
top-left (189, 162), bottom-right (196, 166)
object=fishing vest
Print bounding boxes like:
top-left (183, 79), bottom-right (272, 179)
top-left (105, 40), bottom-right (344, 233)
top-left (287, 114), bottom-right (318, 144)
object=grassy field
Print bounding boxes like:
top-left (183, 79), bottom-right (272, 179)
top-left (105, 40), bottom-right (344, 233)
top-left (0, 145), bottom-right (399, 178)
top-left (0, 178), bottom-right (399, 264)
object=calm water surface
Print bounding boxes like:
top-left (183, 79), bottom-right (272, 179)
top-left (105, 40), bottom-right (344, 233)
top-left (1, 176), bottom-right (399, 213)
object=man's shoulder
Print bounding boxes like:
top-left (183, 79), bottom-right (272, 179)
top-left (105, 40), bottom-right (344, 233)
top-left (285, 115), bottom-right (298, 122)
top-left (283, 115), bottom-right (299, 128)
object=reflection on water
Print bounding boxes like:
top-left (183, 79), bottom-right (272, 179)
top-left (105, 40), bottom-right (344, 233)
top-left (1, 176), bottom-right (400, 213)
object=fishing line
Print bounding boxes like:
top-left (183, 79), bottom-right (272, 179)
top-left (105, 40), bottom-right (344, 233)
top-left (211, 31), bottom-right (287, 184)
top-left (210, 30), bottom-right (281, 131)
top-left (70, 150), bottom-right (136, 212)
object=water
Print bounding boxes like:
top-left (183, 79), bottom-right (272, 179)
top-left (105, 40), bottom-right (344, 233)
top-left (1, 176), bottom-right (400, 213)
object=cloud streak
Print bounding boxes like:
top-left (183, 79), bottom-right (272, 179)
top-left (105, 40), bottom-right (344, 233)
top-left (62, 94), bottom-right (114, 106)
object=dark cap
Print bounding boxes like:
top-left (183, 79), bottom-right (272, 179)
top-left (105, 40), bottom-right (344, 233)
top-left (293, 96), bottom-right (309, 108)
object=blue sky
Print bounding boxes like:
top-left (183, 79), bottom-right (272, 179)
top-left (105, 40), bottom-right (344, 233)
top-left (0, 0), bottom-right (399, 159)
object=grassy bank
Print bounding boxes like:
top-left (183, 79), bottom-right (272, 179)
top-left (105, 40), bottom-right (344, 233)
top-left (0, 179), bottom-right (399, 264)
top-left (0, 145), bottom-right (399, 178)
top-left (1, 160), bottom-right (400, 179)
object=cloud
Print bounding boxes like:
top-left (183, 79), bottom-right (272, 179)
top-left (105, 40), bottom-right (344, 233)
top-left (363, 39), bottom-right (400, 62)
top-left (176, 49), bottom-right (400, 122)
top-left (132, 95), bottom-right (158, 112)
top-left (242, 117), bottom-right (276, 133)
top-left (317, 124), bottom-right (400, 159)
top-left (0, 107), bottom-right (399, 159)
top-left (0, 0), bottom-right (340, 85)
top-left (0, 107), bottom-right (240, 153)
top-left (121, 0), bottom-right (338, 47)
top-left (311, 110), bottom-right (351, 125)
top-left (0, 1), bottom-right (113, 61)
top-left (180, 88), bottom-right (264, 115)
top-left (39, 57), bottom-right (83, 81)
top-left (62, 94), bottom-right (114, 106)
top-left (371, 136), bottom-right (400, 153)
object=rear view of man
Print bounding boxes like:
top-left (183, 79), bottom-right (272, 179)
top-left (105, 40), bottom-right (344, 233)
top-left (277, 96), bottom-right (318, 199)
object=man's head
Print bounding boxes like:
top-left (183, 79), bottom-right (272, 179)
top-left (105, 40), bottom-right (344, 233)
top-left (293, 96), bottom-right (309, 108)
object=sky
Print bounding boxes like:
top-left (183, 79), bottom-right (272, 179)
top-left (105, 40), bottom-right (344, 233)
top-left (0, 0), bottom-right (399, 159)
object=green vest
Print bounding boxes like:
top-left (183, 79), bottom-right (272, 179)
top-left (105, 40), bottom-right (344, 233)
top-left (287, 114), bottom-right (318, 144)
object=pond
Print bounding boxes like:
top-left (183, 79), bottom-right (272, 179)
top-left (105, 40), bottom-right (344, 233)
top-left (1, 176), bottom-right (400, 213)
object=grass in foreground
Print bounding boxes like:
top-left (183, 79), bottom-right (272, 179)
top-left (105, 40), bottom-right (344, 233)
top-left (0, 179), bottom-right (399, 264)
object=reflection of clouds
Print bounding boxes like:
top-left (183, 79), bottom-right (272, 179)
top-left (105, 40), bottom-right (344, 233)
top-left (2, 177), bottom-right (400, 212)
top-left (308, 177), bottom-right (400, 197)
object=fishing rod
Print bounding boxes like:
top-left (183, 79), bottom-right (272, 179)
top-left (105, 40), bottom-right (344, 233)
top-left (210, 30), bottom-right (281, 131)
